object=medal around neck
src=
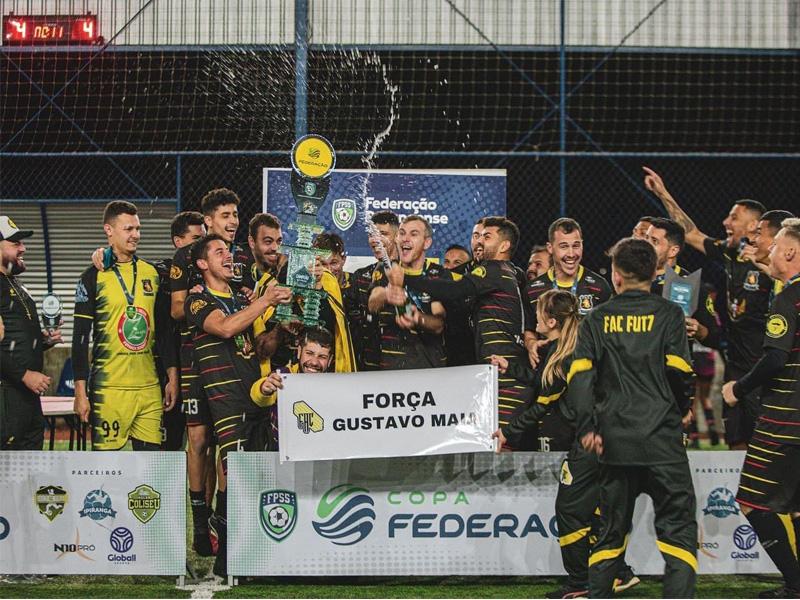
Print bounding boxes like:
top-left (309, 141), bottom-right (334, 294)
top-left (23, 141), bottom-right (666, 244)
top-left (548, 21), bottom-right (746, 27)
top-left (40, 293), bottom-right (63, 330)
top-left (274, 135), bottom-right (336, 328)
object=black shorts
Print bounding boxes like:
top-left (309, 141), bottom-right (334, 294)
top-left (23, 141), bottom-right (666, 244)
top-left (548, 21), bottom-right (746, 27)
top-left (1, 385), bottom-right (44, 450)
top-left (211, 411), bottom-right (272, 473)
top-left (737, 439), bottom-right (800, 513)
top-left (723, 366), bottom-right (758, 446)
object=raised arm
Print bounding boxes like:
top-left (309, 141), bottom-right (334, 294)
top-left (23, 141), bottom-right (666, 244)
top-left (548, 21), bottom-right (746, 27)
top-left (643, 167), bottom-right (709, 253)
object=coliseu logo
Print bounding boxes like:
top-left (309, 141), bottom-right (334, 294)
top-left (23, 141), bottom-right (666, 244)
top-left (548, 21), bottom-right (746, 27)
top-left (312, 484), bottom-right (375, 546)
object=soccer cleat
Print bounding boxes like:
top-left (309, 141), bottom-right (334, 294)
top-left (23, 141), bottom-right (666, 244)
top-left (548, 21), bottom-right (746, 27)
top-left (192, 526), bottom-right (214, 557)
top-left (758, 587), bottom-right (800, 599)
top-left (613, 566), bottom-right (641, 594)
top-left (709, 430), bottom-right (720, 446)
top-left (208, 513), bottom-right (227, 578)
top-left (545, 586), bottom-right (588, 599)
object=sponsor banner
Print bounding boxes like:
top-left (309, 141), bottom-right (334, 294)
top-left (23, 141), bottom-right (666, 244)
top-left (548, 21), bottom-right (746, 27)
top-left (263, 168), bottom-right (507, 260)
top-left (0, 452), bottom-right (185, 575)
top-left (228, 451), bottom-right (777, 576)
top-left (277, 365), bottom-right (498, 462)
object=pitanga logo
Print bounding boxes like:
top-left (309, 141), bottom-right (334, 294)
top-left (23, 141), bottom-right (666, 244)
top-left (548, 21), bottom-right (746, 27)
top-left (703, 487), bottom-right (740, 518)
top-left (312, 484), bottom-right (375, 546)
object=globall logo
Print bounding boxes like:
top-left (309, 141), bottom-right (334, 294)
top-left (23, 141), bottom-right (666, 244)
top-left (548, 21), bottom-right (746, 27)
top-left (733, 524), bottom-right (757, 550)
top-left (109, 527), bottom-right (134, 553)
top-left (312, 484), bottom-right (375, 546)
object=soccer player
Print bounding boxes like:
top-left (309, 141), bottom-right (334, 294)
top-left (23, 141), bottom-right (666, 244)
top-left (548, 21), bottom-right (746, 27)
top-left (170, 189), bottom-right (252, 554)
top-left (631, 216), bottom-right (657, 240)
top-left (741, 209), bottom-right (796, 277)
top-left (1, 217), bottom-right (63, 450)
top-left (570, 237), bottom-right (696, 598)
top-left (370, 215), bottom-right (450, 369)
top-left (73, 201), bottom-right (178, 451)
top-left (390, 217), bottom-right (535, 445)
top-left (491, 290), bottom-right (639, 598)
top-left (527, 244), bottom-right (552, 282)
top-left (722, 218), bottom-right (800, 599)
top-left (185, 233), bottom-right (292, 577)
top-left (644, 166), bottom-right (768, 449)
top-left (313, 232), bottom-right (350, 289)
top-left (343, 211), bottom-right (400, 371)
top-left (645, 217), bottom-right (723, 446)
top-left (469, 217), bottom-right (486, 266)
top-left (443, 244), bottom-right (471, 270)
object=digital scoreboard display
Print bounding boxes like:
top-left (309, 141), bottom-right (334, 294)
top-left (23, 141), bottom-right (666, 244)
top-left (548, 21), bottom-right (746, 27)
top-left (3, 14), bottom-right (99, 45)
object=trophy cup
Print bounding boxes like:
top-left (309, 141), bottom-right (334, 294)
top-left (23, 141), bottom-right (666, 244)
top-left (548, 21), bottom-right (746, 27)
top-left (40, 293), bottom-right (63, 332)
top-left (273, 134), bottom-right (336, 327)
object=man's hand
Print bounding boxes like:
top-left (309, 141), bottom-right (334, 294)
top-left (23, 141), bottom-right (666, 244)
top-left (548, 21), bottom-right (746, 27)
top-left (260, 371), bottom-right (285, 395)
top-left (310, 256), bottom-right (326, 290)
top-left (491, 428), bottom-right (507, 453)
top-left (581, 431), bottom-right (604, 455)
top-left (163, 369), bottom-right (178, 411)
top-left (240, 286), bottom-right (255, 303)
top-left (722, 381), bottom-right (739, 407)
top-left (489, 354), bottom-right (509, 374)
top-left (189, 284), bottom-right (204, 294)
top-left (642, 166), bottom-right (669, 199)
top-left (259, 281), bottom-right (293, 308)
top-left (685, 317), bottom-right (708, 341)
top-left (42, 326), bottom-right (64, 348)
top-left (385, 284), bottom-right (407, 307)
top-left (395, 304), bottom-right (422, 330)
top-left (526, 338), bottom-right (548, 369)
top-left (74, 391), bottom-right (91, 423)
top-left (682, 409), bottom-right (694, 428)
top-left (91, 247), bottom-right (106, 271)
top-left (387, 265), bottom-right (405, 287)
top-left (22, 370), bottom-right (51, 395)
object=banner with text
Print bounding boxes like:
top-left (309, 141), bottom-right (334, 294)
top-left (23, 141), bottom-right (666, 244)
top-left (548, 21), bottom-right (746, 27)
top-left (263, 168), bottom-right (507, 260)
top-left (228, 451), bottom-right (775, 576)
top-left (277, 365), bottom-right (497, 462)
top-left (0, 452), bottom-right (185, 575)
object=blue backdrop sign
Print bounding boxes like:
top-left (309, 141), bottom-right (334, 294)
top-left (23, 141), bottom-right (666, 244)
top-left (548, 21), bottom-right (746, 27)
top-left (263, 169), bottom-right (506, 259)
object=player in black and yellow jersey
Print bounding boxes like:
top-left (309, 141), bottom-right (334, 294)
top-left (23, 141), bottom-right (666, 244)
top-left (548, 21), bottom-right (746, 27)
top-left (185, 233), bottom-right (291, 577)
top-left (442, 244), bottom-right (477, 367)
top-left (73, 201), bottom-right (178, 450)
top-left (723, 219), bottom-right (800, 599)
top-left (569, 237), bottom-right (697, 598)
top-left (343, 211), bottom-right (400, 371)
top-left (490, 290), bottom-right (639, 599)
top-left (645, 217), bottom-right (723, 446)
top-left (394, 217), bottom-right (535, 446)
top-left (314, 232), bottom-right (351, 290)
top-left (644, 167), bottom-right (769, 449)
top-left (370, 215), bottom-right (451, 370)
top-left (740, 210), bottom-right (796, 280)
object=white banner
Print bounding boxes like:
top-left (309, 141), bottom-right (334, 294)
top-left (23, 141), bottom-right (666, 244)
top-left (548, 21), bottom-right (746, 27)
top-left (228, 451), bottom-right (776, 576)
top-left (0, 452), bottom-right (186, 575)
top-left (277, 365), bottom-right (498, 462)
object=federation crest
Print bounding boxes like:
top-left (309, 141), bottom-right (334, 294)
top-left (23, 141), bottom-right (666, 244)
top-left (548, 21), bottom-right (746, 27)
top-left (127, 485), bottom-right (161, 524)
top-left (332, 199), bottom-right (357, 231)
top-left (117, 307), bottom-right (150, 352)
top-left (744, 270), bottom-right (760, 292)
top-left (259, 490), bottom-right (298, 542)
top-left (703, 487), bottom-right (740, 518)
top-left (35, 485), bottom-right (68, 522)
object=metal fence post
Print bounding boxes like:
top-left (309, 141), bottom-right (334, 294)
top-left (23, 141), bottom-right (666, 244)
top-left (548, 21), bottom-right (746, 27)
top-left (559, 0), bottom-right (567, 217)
top-left (176, 154), bottom-right (183, 212)
top-left (295, 0), bottom-right (310, 139)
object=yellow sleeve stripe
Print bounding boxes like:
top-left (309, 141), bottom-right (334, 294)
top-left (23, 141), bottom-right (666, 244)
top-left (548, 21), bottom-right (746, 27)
top-left (588, 535), bottom-right (629, 566)
top-left (74, 313), bottom-right (93, 320)
top-left (666, 354), bottom-right (693, 373)
top-left (656, 540), bottom-right (698, 572)
top-left (537, 391), bottom-right (564, 405)
top-left (566, 358), bottom-right (593, 384)
top-left (559, 527), bottom-right (590, 547)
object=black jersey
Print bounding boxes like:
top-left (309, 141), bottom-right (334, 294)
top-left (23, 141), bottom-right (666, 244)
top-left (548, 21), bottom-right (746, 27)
top-left (185, 287), bottom-right (262, 414)
top-left (703, 238), bottom-right (771, 372)
top-left (344, 262), bottom-right (382, 371)
top-left (567, 290), bottom-right (695, 465)
top-left (651, 266), bottom-right (722, 350)
top-left (526, 266), bottom-right (612, 329)
top-left (370, 259), bottom-right (451, 370)
top-left (0, 273), bottom-right (43, 390)
top-left (752, 278), bottom-right (800, 444)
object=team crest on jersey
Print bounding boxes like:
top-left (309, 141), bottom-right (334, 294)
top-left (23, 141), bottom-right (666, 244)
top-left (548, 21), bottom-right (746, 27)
top-left (766, 314), bottom-right (788, 339)
top-left (578, 294), bottom-right (594, 313)
top-left (35, 485), bottom-right (68, 522)
top-left (744, 270), bottom-right (760, 292)
top-left (705, 294), bottom-right (717, 316)
top-left (332, 198), bottom-right (357, 231)
top-left (559, 460), bottom-right (573, 486)
top-left (142, 279), bottom-right (154, 295)
top-left (372, 269), bottom-right (383, 282)
top-left (232, 262), bottom-right (244, 283)
top-left (117, 307), bottom-right (151, 351)
top-left (189, 299), bottom-right (208, 315)
top-left (471, 266), bottom-right (487, 278)
top-left (170, 264), bottom-right (182, 280)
